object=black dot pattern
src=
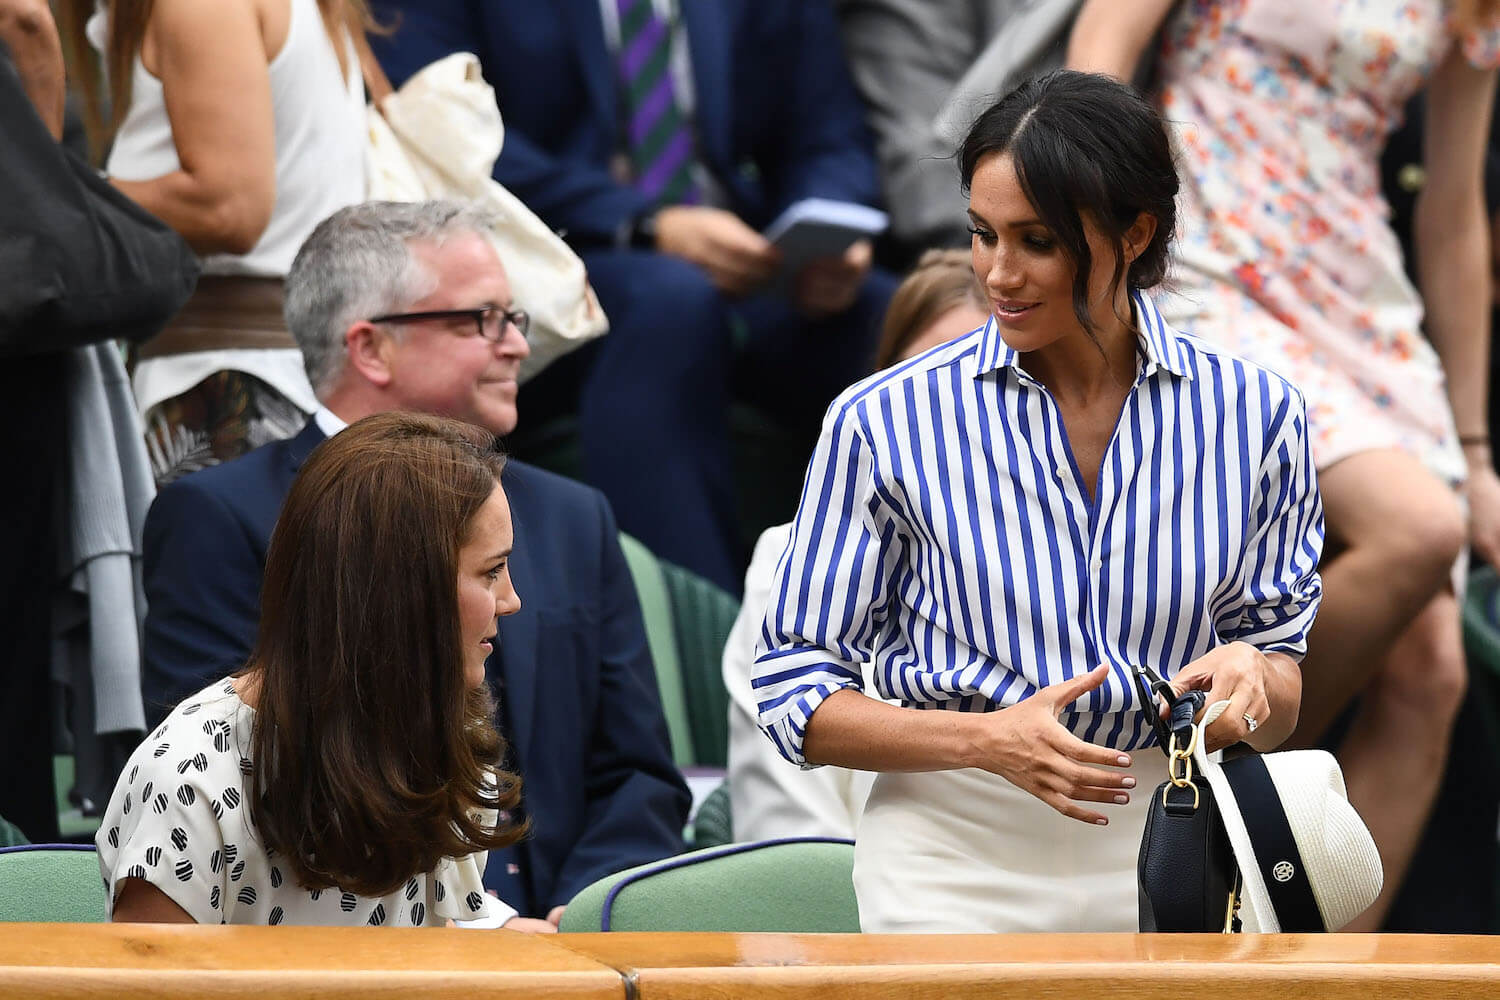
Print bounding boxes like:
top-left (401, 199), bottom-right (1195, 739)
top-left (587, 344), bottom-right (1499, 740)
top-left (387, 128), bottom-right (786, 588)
top-left (100, 680), bottom-right (484, 928)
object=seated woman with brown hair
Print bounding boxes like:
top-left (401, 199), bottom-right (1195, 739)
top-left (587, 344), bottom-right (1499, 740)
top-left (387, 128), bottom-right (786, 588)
top-left (97, 412), bottom-right (548, 929)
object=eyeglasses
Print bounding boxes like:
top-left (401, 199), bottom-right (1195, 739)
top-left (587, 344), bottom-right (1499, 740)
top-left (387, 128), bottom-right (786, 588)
top-left (369, 305), bottom-right (531, 342)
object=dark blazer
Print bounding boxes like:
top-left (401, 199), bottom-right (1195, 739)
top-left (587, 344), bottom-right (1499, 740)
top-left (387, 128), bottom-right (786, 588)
top-left (369, 0), bottom-right (883, 245)
top-left (141, 420), bottom-right (690, 916)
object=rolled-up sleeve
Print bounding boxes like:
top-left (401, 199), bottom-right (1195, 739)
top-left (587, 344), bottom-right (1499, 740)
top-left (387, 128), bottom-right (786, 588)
top-left (753, 397), bottom-right (897, 766)
top-left (1224, 388), bottom-right (1324, 658)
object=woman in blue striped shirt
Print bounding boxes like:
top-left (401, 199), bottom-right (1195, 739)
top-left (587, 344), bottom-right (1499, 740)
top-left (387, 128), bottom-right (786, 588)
top-left (751, 71), bottom-right (1324, 933)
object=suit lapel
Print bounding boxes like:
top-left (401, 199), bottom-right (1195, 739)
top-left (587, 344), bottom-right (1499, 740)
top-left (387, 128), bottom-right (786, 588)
top-left (492, 464), bottom-right (540, 767)
top-left (679, 0), bottom-right (731, 171)
top-left (561, 0), bottom-right (617, 147)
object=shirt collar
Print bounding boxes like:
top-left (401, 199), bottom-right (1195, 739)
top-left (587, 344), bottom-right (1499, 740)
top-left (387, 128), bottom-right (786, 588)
top-left (973, 289), bottom-right (1194, 382)
top-left (313, 406), bottom-right (349, 438)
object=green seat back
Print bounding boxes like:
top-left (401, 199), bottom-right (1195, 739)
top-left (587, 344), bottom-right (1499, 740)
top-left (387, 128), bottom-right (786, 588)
top-left (689, 779), bottom-right (733, 849)
top-left (0, 815), bottom-right (27, 849)
top-left (618, 532), bottom-right (693, 768)
top-left (657, 559), bottom-right (739, 768)
top-left (1461, 568), bottom-right (1500, 743)
top-left (558, 838), bottom-right (858, 933)
top-left (0, 846), bottom-right (108, 922)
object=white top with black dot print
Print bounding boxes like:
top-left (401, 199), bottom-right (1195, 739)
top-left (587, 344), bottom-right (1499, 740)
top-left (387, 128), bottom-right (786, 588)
top-left (96, 679), bottom-right (510, 927)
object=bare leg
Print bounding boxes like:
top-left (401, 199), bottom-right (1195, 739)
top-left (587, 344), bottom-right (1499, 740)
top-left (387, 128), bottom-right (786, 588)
top-left (1290, 450), bottom-right (1465, 747)
top-left (1339, 590), bottom-right (1466, 932)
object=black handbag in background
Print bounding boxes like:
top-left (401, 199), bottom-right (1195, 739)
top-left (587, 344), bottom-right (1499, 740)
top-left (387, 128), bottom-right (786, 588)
top-left (0, 40), bottom-right (198, 357)
top-left (1133, 668), bottom-right (1244, 932)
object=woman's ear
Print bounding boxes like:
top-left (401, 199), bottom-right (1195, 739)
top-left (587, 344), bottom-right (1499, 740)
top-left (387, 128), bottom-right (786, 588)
top-left (1123, 211), bottom-right (1159, 266)
top-left (346, 321), bottom-right (396, 388)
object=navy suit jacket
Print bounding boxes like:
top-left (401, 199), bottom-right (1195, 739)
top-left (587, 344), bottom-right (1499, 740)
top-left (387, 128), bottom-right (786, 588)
top-left (369, 0), bottom-right (883, 245)
top-left (141, 420), bottom-right (690, 916)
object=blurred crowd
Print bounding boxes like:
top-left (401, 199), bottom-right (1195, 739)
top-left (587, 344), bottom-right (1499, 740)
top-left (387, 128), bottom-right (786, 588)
top-left (3, 0), bottom-right (1499, 933)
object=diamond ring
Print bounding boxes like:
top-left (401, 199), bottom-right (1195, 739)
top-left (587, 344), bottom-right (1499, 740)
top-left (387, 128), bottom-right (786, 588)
top-left (1243, 713), bottom-right (1259, 733)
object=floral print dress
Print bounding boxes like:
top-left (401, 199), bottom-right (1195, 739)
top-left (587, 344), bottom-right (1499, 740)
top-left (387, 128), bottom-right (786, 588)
top-left (1152, 0), bottom-right (1500, 487)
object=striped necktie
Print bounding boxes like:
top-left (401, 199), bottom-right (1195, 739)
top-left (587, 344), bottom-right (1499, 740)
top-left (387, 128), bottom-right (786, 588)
top-left (615, 0), bottom-right (700, 204)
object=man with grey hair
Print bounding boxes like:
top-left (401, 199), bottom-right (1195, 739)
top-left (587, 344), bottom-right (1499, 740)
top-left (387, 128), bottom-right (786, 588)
top-left (141, 200), bottom-right (690, 927)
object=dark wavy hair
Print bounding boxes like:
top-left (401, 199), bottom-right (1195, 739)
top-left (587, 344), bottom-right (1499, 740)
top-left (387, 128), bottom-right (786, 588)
top-left (959, 70), bottom-right (1178, 339)
top-left (246, 411), bottom-right (525, 896)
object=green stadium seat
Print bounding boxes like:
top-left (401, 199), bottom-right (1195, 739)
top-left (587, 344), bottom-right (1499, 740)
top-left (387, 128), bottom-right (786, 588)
top-left (0, 845), bottom-right (107, 923)
top-left (557, 837), bottom-right (858, 933)
top-left (690, 779), bottom-right (733, 849)
top-left (618, 533), bottom-right (740, 769)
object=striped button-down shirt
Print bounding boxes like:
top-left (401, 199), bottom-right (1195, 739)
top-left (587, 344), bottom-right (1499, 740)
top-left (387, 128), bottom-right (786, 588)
top-left (753, 291), bottom-right (1323, 764)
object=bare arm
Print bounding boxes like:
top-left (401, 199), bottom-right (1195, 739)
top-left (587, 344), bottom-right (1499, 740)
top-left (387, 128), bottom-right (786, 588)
top-left (112, 877), bottom-right (197, 923)
top-left (108, 0), bottom-right (275, 255)
top-left (804, 666), bottom-right (1139, 826)
top-left (1065, 0), bottom-right (1177, 80)
top-left (0, 0), bottom-right (63, 139)
top-left (1416, 48), bottom-right (1500, 561)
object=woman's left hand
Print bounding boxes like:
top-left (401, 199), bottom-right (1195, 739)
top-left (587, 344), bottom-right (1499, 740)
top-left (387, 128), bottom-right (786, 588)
top-left (502, 916), bottom-right (558, 934)
top-left (1167, 642), bottom-right (1277, 753)
top-left (1466, 456), bottom-right (1500, 568)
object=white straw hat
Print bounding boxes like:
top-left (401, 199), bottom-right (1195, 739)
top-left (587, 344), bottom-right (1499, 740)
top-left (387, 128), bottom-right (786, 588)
top-left (1192, 703), bottom-right (1383, 932)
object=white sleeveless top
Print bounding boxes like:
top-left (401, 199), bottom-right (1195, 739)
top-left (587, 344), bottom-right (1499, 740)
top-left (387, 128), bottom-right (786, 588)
top-left (97, 0), bottom-right (366, 277)
top-left (90, 0), bottom-right (366, 414)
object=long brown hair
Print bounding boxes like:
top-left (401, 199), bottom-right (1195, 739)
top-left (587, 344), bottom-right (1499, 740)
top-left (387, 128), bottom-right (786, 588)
top-left (872, 249), bottom-right (987, 371)
top-left (246, 411), bottom-right (525, 897)
top-left (57, 0), bottom-right (377, 158)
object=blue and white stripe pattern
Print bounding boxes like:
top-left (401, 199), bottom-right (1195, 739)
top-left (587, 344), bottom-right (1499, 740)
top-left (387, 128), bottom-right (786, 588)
top-left (753, 290), bottom-right (1323, 764)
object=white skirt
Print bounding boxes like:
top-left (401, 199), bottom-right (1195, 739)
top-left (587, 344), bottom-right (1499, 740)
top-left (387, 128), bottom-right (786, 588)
top-left (853, 758), bottom-right (1159, 933)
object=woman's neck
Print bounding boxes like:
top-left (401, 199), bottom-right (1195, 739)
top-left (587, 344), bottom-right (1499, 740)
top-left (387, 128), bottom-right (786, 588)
top-left (1020, 295), bottom-right (1138, 406)
top-left (230, 669), bottom-right (261, 711)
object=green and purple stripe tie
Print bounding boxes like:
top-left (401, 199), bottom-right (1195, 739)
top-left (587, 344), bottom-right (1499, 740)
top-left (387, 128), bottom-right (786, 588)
top-left (616, 0), bottom-right (699, 204)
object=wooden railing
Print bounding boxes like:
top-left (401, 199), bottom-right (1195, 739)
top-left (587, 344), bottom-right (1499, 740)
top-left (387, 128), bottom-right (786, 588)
top-left (3, 924), bottom-right (1500, 999)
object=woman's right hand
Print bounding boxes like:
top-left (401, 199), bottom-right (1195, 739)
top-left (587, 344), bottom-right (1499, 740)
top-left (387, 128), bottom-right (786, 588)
top-left (966, 665), bottom-right (1136, 826)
